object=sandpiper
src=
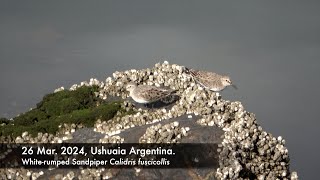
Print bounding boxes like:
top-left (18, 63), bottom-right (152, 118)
top-left (125, 82), bottom-right (176, 106)
top-left (185, 68), bottom-right (237, 91)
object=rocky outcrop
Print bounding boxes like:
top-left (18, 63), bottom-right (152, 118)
top-left (0, 61), bottom-right (298, 179)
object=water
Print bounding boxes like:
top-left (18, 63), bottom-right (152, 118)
top-left (1, 1), bottom-right (320, 179)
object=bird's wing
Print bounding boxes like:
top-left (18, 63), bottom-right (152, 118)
top-left (190, 70), bottom-right (220, 81)
top-left (195, 78), bottom-right (212, 88)
top-left (188, 69), bottom-right (201, 78)
top-left (138, 86), bottom-right (171, 102)
top-left (200, 71), bottom-right (220, 80)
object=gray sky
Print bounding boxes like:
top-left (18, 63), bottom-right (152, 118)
top-left (1, 1), bottom-right (320, 178)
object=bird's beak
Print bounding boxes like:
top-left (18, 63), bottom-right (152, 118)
top-left (231, 83), bottom-right (238, 90)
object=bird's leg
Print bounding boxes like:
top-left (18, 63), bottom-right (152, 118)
top-left (144, 103), bottom-right (149, 108)
top-left (204, 89), bottom-right (210, 99)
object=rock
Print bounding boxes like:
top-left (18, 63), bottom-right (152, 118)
top-left (0, 61), bottom-right (298, 179)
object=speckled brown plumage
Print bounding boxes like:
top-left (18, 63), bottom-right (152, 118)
top-left (186, 68), bottom-right (234, 91)
top-left (126, 83), bottom-right (176, 104)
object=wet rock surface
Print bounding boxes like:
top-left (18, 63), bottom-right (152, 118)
top-left (0, 61), bottom-right (298, 179)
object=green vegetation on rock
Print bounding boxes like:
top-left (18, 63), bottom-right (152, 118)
top-left (0, 117), bottom-right (11, 125)
top-left (0, 86), bottom-right (122, 138)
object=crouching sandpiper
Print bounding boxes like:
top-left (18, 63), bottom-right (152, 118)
top-left (125, 82), bottom-right (177, 107)
top-left (185, 68), bottom-right (237, 91)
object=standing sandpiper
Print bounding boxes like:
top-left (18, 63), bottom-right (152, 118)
top-left (125, 82), bottom-right (177, 107)
top-left (185, 68), bottom-right (237, 91)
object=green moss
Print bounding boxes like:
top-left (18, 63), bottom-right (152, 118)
top-left (0, 117), bottom-right (11, 125)
top-left (36, 86), bottom-right (101, 117)
top-left (55, 102), bottom-right (121, 127)
top-left (14, 109), bottom-right (48, 126)
top-left (118, 108), bottom-right (137, 117)
top-left (0, 86), bottom-right (123, 138)
top-left (1, 124), bottom-right (31, 138)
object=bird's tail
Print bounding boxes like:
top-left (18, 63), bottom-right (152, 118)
top-left (161, 90), bottom-right (180, 104)
top-left (170, 89), bottom-right (178, 94)
top-left (184, 67), bottom-right (198, 77)
top-left (184, 67), bottom-right (190, 73)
